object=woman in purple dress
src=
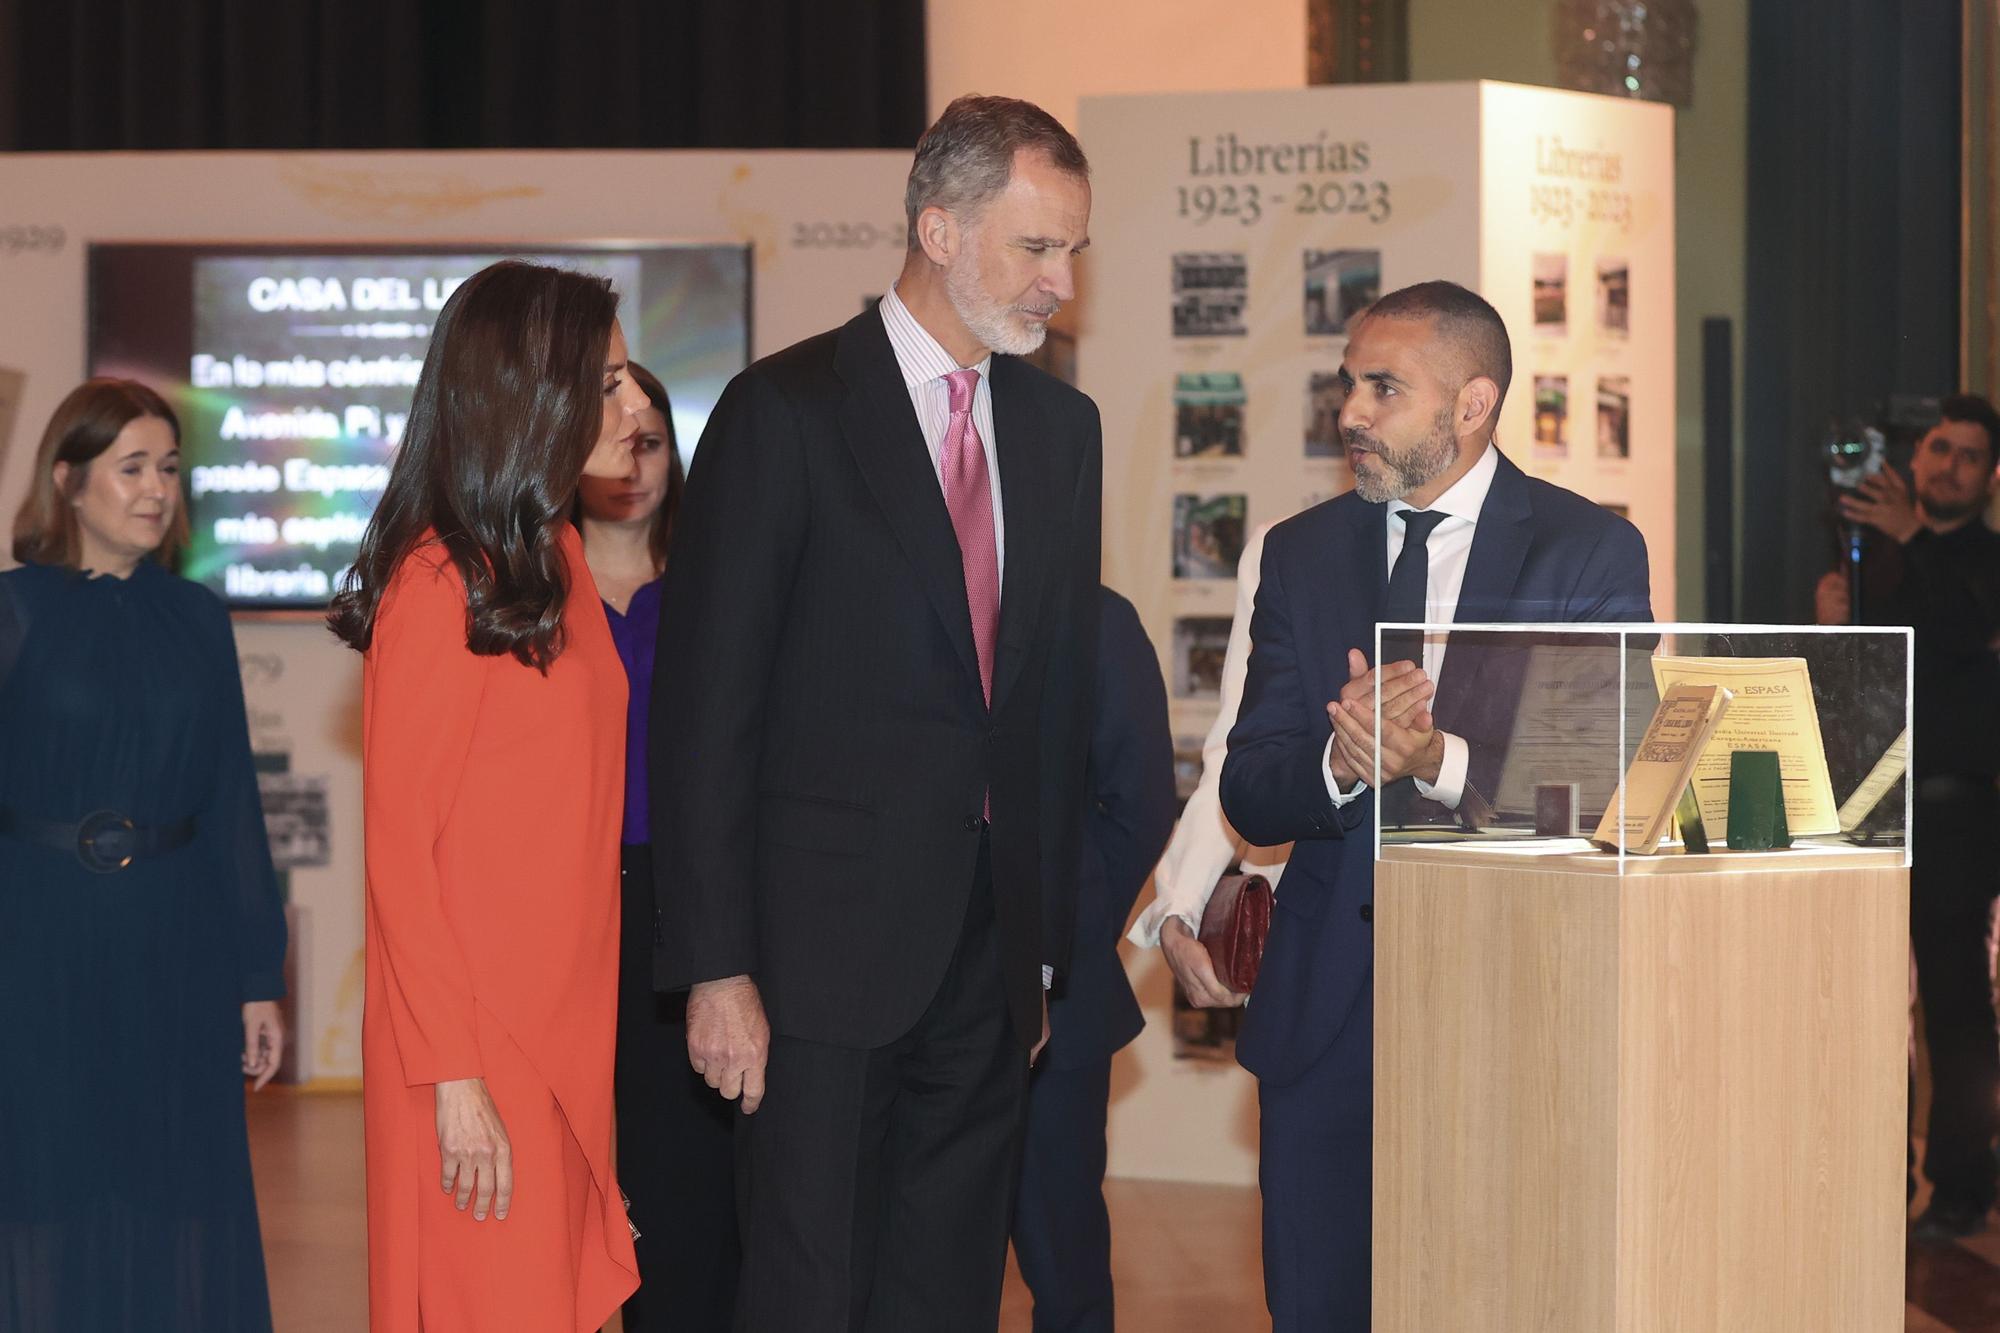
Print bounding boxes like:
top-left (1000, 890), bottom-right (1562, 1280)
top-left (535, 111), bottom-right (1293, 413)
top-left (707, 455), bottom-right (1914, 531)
top-left (576, 363), bottom-right (738, 1331)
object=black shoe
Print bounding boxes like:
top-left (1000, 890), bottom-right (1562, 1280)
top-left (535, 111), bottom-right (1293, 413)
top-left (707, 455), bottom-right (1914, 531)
top-left (1912, 1197), bottom-right (1990, 1243)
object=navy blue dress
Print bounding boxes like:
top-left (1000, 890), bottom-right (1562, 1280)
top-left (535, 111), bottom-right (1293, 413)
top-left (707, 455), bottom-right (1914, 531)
top-left (0, 561), bottom-right (286, 1332)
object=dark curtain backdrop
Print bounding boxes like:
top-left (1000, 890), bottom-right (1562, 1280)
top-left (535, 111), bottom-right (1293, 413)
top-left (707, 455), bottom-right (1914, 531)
top-left (0, 0), bottom-right (927, 150)
top-left (1742, 0), bottom-right (1962, 621)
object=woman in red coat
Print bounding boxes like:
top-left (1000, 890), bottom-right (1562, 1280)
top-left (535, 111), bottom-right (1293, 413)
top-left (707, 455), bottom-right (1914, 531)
top-left (329, 260), bottom-right (644, 1331)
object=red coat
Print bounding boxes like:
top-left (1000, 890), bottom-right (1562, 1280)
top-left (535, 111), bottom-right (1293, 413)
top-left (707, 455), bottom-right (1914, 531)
top-left (361, 527), bottom-right (637, 1330)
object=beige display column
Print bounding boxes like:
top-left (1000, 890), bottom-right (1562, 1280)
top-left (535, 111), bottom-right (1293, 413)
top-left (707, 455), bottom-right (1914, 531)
top-left (1372, 845), bottom-right (1907, 1333)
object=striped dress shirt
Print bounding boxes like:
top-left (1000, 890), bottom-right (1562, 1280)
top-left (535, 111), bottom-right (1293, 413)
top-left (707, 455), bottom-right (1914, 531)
top-left (878, 285), bottom-right (1006, 587)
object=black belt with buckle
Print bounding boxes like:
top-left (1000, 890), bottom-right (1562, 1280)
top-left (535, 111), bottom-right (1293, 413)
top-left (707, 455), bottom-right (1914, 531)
top-left (0, 806), bottom-right (197, 873)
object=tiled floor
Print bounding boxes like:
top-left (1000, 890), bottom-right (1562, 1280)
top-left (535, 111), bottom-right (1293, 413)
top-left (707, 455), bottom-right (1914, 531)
top-left (249, 1091), bottom-right (1996, 1330)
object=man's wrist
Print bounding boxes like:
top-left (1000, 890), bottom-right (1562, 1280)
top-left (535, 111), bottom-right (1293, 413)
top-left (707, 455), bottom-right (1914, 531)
top-left (1415, 730), bottom-right (1446, 784)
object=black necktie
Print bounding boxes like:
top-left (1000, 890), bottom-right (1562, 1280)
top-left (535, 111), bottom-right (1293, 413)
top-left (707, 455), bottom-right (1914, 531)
top-left (1381, 508), bottom-right (1447, 667)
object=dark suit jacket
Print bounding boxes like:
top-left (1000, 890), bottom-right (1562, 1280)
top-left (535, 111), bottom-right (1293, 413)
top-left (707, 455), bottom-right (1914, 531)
top-left (1219, 450), bottom-right (1652, 1086)
top-left (649, 305), bottom-right (1102, 1052)
top-left (1040, 587), bottom-right (1177, 1070)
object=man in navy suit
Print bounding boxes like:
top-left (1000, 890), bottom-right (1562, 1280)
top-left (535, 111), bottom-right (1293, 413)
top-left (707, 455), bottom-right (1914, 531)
top-left (1219, 281), bottom-right (1652, 1329)
top-left (1011, 586), bottom-right (1176, 1333)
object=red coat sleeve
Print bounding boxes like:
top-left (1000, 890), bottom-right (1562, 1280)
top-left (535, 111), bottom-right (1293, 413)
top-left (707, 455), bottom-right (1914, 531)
top-left (362, 550), bottom-right (489, 1086)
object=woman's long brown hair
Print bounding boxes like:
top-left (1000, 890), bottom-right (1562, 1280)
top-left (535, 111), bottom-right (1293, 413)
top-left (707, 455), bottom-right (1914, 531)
top-left (327, 260), bottom-right (617, 670)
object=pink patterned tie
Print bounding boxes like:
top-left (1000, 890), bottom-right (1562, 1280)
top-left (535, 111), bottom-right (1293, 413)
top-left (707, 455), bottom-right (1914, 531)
top-left (942, 367), bottom-right (999, 706)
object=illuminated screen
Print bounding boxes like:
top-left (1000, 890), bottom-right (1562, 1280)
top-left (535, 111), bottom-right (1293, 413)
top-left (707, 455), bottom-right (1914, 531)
top-left (88, 244), bottom-right (751, 608)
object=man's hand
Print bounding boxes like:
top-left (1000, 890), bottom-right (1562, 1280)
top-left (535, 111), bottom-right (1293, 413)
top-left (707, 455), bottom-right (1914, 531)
top-left (1814, 570), bottom-right (1851, 626)
top-left (1333, 699), bottom-right (1445, 785)
top-left (1837, 468), bottom-right (1922, 544)
top-left (435, 1077), bottom-right (512, 1221)
top-left (1161, 915), bottom-right (1248, 1009)
top-left (1032, 992), bottom-right (1051, 1066)
top-left (1326, 650), bottom-right (1438, 786)
top-left (687, 974), bottom-right (770, 1114)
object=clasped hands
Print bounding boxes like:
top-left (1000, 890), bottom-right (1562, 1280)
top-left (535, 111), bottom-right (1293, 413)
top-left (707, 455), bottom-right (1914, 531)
top-left (1327, 648), bottom-right (1445, 789)
top-left (1166, 650), bottom-right (1443, 1012)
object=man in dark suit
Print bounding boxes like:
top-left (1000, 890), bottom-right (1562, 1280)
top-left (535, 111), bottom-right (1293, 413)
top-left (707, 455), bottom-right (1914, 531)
top-left (1012, 586), bottom-right (1176, 1333)
top-left (649, 95), bottom-right (1101, 1332)
top-left (1219, 281), bottom-right (1652, 1329)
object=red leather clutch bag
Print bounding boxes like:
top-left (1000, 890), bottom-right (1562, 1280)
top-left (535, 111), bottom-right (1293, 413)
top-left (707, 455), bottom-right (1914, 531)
top-left (1199, 872), bottom-right (1272, 993)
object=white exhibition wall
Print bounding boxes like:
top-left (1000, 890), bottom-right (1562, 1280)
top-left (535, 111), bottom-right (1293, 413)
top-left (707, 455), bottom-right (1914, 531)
top-left (0, 148), bottom-right (913, 1083)
top-left (1079, 82), bottom-right (1676, 1185)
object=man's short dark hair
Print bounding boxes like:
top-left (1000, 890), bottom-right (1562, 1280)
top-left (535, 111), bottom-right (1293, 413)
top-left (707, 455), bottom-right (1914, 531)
top-left (905, 95), bottom-right (1089, 250)
top-left (1364, 280), bottom-right (1514, 410)
top-left (1939, 393), bottom-right (2000, 467)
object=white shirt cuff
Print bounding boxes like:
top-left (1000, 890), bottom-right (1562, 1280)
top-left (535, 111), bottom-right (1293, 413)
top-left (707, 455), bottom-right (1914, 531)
top-left (1412, 732), bottom-right (1469, 810)
top-left (1322, 734), bottom-right (1369, 806)
top-left (1042, 964), bottom-right (1054, 990)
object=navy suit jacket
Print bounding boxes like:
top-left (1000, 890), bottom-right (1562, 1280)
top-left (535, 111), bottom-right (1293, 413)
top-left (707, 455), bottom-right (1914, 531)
top-left (1041, 587), bottom-right (1178, 1069)
top-left (1219, 450), bottom-right (1652, 1087)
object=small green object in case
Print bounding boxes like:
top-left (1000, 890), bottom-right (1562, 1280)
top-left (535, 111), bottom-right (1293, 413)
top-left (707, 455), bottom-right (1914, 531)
top-left (1725, 749), bottom-right (1791, 850)
top-left (1675, 782), bottom-right (1709, 855)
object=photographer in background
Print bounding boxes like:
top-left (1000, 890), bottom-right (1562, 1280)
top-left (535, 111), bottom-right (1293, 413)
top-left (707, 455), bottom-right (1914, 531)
top-left (1816, 393), bottom-right (2000, 1241)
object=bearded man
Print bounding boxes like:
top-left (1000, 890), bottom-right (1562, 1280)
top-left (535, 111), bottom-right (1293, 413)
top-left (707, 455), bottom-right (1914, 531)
top-left (1815, 393), bottom-right (2000, 1242)
top-left (1219, 281), bottom-right (1652, 1329)
top-left (648, 95), bottom-right (1100, 1331)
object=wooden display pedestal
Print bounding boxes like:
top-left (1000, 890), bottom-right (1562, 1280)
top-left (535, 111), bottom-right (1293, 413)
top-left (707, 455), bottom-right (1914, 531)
top-left (1373, 844), bottom-right (1907, 1332)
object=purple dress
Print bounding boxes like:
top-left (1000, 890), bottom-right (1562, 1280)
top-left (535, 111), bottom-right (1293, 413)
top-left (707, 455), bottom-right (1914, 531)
top-left (604, 578), bottom-right (661, 846)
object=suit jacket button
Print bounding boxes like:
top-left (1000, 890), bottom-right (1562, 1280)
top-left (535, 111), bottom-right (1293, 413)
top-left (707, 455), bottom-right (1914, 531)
top-left (964, 815), bottom-right (983, 832)
top-left (1359, 903), bottom-right (1373, 924)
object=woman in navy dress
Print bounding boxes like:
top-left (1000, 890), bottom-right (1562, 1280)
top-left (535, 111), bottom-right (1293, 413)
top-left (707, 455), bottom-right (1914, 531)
top-left (0, 380), bottom-right (287, 1332)
top-left (576, 363), bottom-right (740, 1330)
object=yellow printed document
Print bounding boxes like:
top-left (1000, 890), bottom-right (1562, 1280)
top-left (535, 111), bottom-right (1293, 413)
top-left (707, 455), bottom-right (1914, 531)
top-left (1649, 656), bottom-right (1839, 838)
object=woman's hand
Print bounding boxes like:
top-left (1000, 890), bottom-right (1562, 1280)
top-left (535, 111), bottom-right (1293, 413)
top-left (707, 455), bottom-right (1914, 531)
top-left (435, 1078), bottom-right (513, 1221)
top-left (1161, 917), bottom-right (1249, 1009)
top-left (241, 1000), bottom-right (285, 1091)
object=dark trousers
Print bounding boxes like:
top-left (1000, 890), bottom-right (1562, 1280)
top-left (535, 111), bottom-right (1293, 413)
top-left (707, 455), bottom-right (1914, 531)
top-left (1911, 783), bottom-right (2000, 1212)
top-left (616, 844), bottom-right (741, 1332)
top-left (1011, 1057), bottom-right (1115, 1333)
top-left (733, 840), bottom-right (1029, 1332)
top-left (1258, 966), bottom-right (1373, 1332)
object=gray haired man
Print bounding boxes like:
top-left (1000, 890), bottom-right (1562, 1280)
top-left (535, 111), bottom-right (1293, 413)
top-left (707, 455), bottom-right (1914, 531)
top-left (650, 95), bottom-right (1103, 1330)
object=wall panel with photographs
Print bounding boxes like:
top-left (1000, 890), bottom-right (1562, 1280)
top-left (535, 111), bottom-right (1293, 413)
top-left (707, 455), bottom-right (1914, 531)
top-left (1078, 83), bottom-right (1675, 1186)
top-left (1481, 82), bottom-right (1676, 590)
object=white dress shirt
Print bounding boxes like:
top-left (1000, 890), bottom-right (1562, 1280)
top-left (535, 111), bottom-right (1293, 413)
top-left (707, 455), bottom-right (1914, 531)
top-left (1322, 441), bottom-right (1501, 810)
top-left (878, 286), bottom-right (1005, 586)
top-left (1128, 523), bottom-right (1291, 948)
